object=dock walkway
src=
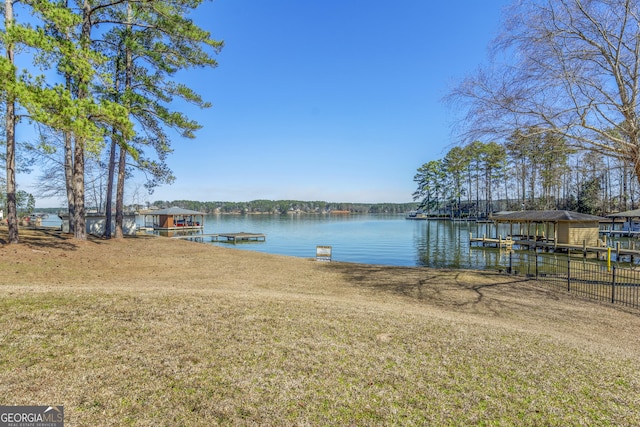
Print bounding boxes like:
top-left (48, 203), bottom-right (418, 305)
top-left (171, 233), bottom-right (220, 242)
top-left (470, 232), bottom-right (640, 262)
top-left (171, 232), bottom-right (266, 244)
top-left (218, 232), bottom-right (266, 243)
top-left (532, 241), bottom-right (640, 262)
top-left (469, 233), bottom-right (514, 249)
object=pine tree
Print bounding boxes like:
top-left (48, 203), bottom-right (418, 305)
top-left (100, 0), bottom-right (222, 238)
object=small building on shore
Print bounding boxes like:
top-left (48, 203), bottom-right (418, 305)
top-left (143, 207), bottom-right (205, 231)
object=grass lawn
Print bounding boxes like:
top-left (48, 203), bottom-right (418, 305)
top-left (1, 227), bottom-right (639, 426)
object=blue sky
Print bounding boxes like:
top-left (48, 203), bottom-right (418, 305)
top-left (26, 0), bottom-right (510, 207)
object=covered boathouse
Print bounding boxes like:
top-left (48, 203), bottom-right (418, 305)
top-left (144, 207), bottom-right (205, 231)
top-left (491, 210), bottom-right (605, 248)
top-left (605, 209), bottom-right (640, 236)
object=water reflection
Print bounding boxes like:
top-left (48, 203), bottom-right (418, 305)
top-left (411, 220), bottom-right (509, 269)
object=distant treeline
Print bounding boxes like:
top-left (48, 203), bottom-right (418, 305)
top-left (149, 200), bottom-right (418, 215)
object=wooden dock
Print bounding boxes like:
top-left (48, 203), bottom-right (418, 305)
top-left (218, 232), bottom-right (266, 243)
top-left (469, 233), bottom-right (514, 249)
top-left (170, 233), bottom-right (220, 242)
top-left (601, 230), bottom-right (640, 237)
top-left (532, 241), bottom-right (640, 262)
top-left (170, 232), bottom-right (266, 244)
top-left (470, 232), bottom-right (640, 262)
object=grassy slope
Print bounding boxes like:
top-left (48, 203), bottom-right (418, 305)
top-left (0, 227), bottom-right (639, 426)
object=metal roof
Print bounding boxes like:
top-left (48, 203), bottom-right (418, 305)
top-left (492, 210), bottom-right (605, 222)
top-left (606, 209), bottom-right (640, 218)
top-left (145, 207), bottom-right (205, 215)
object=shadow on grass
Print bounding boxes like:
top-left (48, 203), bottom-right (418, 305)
top-left (325, 261), bottom-right (556, 315)
top-left (0, 227), bottom-right (132, 251)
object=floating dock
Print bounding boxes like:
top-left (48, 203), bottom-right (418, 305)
top-left (218, 232), bottom-right (266, 243)
top-left (170, 232), bottom-right (266, 244)
top-left (171, 233), bottom-right (220, 242)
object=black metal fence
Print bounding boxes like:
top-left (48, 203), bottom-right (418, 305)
top-left (500, 252), bottom-right (640, 311)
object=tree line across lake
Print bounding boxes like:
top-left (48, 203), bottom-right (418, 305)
top-left (148, 200), bottom-right (418, 215)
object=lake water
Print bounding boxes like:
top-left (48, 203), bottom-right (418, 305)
top-left (196, 214), bottom-right (512, 269)
top-left (40, 213), bottom-right (622, 269)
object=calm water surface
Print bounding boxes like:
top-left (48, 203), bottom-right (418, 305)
top-left (45, 213), bottom-right (617, 269)
top-left (199, 214), bottom-right (512, 269)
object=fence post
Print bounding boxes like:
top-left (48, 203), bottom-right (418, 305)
top-left (535, 255), bottom-right (538, 279)
top-left (611, 265), bottom-right (616, 304)
top-left (567, 258), bottom-right (571, 292)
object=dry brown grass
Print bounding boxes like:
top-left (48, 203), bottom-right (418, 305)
top-left (1, 226), bottom-right (639, 426)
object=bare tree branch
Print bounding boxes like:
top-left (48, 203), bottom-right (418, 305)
top-left (448, 0), bottom-right (640, 183)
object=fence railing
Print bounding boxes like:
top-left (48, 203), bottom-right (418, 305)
top-left (500, 252), bottom-right (640, 311)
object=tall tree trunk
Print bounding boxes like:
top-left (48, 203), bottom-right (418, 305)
top-left (528, 165), bottom-right (536, 208)
top-left (622, 164), bottom-right (629, 211)
top-left (5, 100), bottom-right (18, 244)
top-left (474, 163), bottom-right (479, 217)
top-left (72, 136), bottom-right (86, 239)
top-left (64, 131), bottom-right (75, 234)
top-left (520, 161), bottom-right (526, 208)
top-left (504, 173), bottom-right (509, 210)
top-left (70, 0), bottom-right (94, 240)
top-left (467, 169), bottom-right (472, 217)
top-left (486, 169), bottom-right (493, 215)
top-left (61, 0), bottom-right (75, 235)
top-left (5, 0), bottom-right (18, 244)
top-left (632, 176), bottom-right (637, 210)
top-left (104, 39), bottom-right (124, 239)
top-left (114, 145), bottom-right (126, 239)
top-left (104, 134), bottom-right (117, 238)
top-left (114, 0), bottom-right (132, 239)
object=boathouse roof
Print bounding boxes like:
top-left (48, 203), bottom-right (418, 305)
top-left (145, 207), bottom-right (205, 216)
top-left (492, 210), bottom-right (605, 222)
top-left (606, 209), bottom-right (640, 218)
